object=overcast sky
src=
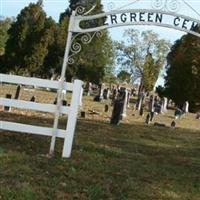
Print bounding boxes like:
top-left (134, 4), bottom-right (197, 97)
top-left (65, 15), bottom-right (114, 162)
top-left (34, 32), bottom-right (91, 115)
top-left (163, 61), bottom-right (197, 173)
top-left (1, 0), bottom-right (200, 85)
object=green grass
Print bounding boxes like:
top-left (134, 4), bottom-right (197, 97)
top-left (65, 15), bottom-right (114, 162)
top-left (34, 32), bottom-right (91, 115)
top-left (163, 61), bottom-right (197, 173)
top-left (0, 85), bottom-right (200, 199)
top-left (0, 114), bottom-right (200, 200)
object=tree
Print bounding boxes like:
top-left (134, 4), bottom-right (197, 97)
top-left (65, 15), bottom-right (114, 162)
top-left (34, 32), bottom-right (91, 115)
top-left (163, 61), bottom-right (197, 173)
top-left (117, 70), bottom-right (131, 83)
top-left (4, 2), bottom-right (57, 76)
top-left (116, 29), bottom-right (170, 92)
top-left (165, 26), bottom-right (200, 111)
top-left (0, 17), bottom-right (12, 56)
top-left (56, 0), bottom-right (115, 83)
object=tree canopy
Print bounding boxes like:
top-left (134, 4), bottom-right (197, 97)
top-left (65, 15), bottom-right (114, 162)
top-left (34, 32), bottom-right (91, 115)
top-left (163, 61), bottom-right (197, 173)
top-left (4, 2), bottom-right (57, 76)
top-left (0, 17), bottom-right (12, 56)
top-left (116, 29), bottom-right (171, 91)
top-left (165, 26), bottom-right (200, 111)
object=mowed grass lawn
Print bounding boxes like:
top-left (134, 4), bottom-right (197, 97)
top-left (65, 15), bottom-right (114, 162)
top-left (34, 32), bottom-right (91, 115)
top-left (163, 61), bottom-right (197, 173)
top-left (0, 85), bottom-right (200, 200)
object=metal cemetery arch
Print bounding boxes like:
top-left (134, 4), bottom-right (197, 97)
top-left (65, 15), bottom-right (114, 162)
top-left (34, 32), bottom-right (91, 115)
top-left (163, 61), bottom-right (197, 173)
top-left (50, 1), bottom-right (200, 156)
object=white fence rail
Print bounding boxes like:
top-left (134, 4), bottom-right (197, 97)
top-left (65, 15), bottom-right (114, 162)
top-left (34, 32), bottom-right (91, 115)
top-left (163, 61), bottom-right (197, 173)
top-left (0, 73), bottom-right (83, 158)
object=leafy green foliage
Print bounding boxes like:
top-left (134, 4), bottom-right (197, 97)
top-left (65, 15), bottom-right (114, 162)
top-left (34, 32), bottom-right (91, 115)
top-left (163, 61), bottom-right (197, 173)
top-left (57, 0), bottom-right (115, 83)
top-left (165, 26), bottom-right (200, 111)
top-left (117, 70), bottom-right (131, 83)
top-left (4, 3), bottom-right (57, 76)
top-left (0, 17), bottom-right (12, 55)
top-left (116, 29), bottom-right (170, 91)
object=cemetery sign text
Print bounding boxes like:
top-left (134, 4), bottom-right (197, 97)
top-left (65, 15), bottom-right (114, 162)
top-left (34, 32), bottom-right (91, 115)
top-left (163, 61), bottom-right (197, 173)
top-left (72, 9), bottom-right (200, 37)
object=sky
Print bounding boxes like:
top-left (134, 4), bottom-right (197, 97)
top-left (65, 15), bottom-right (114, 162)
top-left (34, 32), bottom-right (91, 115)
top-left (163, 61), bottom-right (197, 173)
top-left (1, 0), bottom-right (200, 86)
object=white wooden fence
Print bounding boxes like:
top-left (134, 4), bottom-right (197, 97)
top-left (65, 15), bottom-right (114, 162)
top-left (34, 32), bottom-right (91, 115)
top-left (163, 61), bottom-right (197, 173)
top-left (0, 73), bottom-right (83, 158)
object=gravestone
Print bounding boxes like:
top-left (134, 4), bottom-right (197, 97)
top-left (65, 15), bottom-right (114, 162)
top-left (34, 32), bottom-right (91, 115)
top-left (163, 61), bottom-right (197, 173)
top-left (154, 122), bottom-right (166, 127)
top-left (30, 96), bottom-right (36, 102)
top-left (53, 97), bottom-right (57, 105)
top-left (93, 83), bottom-right (103, 102)
top-left (121, 87), bottom-right (128, 118)
top-left (111, 88), bottom-right (117, 106)
top-left (81, 111), bottom-right (86, 118)
top-left (104, 104), bottom-right (109, 112)
top-left (103, 88), bottom-right (108, 99)
top-left (196, 113), bottom-right (200, 119)
top-left (182, 101), bottom-right (189, 113)
top-left (4, 94), bottom-right (12, 111)
top-left (145, 113), bottom-right (150, 124)
top-left (14, 85), bottom-right (21, 99)
top-left (85, 81), bottom-right (92, 96)
top-left (174, 108), bottom-right (183, 119)
top-left (148, 95), bottom-right (155, 121)
top-left (161, 97), bottom-right (168, 113)
top-left (171, 120), bottom-right (176, 128)
top-left (127, 91), bottom-right (130, 108)
top-left (110, 88), bottom-right (126, 125)
top-left (136, 91), bottom-right (145, 111)
top-left (139, 106), bottom-right (144, 116)
top-left (62, 100), bottom-right (67, 106)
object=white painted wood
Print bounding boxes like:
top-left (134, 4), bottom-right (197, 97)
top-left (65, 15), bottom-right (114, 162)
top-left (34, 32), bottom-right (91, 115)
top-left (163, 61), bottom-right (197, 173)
top-left (0, 121), bottom-right (66, 138)
top-left (49, 10), bottom-right (76, 156)
top-left (0, 98), bottom-right (69, 114)
top-left (62, 79), bottom-right (83, 158)
top-left (0, 73), bottom-right (73, 91)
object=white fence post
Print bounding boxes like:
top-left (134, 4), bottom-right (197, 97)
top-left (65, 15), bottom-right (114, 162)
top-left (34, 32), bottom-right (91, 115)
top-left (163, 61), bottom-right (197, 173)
top-left (62, 79), bottom-right (83, 158)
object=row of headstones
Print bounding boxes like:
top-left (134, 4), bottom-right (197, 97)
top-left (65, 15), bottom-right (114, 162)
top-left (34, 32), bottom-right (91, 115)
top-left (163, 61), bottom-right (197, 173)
top-left (3, 85), bottom-right (69, 112)
top-left (136, 93), bottom-right (168, 114)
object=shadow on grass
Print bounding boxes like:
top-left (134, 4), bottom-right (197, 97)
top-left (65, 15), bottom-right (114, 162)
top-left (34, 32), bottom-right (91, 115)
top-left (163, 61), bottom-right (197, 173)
top-left (0, 112), bottom-right (200, 200)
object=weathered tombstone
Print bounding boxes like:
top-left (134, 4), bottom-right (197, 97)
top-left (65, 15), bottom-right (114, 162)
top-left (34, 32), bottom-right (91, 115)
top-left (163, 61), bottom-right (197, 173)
top-left (171, 120), bottom-right (176, 128)
top-left (62, 100), bottom-right (67, 106)
top-left (81, 111), bottom-right (86, 118)
top-left (163, 97), bottom-right (168, 112)
top-left (14, 85), bottom-right (21, 99)
top-left (4, 94), bottom-right (12, 111)
top-left (145, 113), bottom-right (150, 124)
top-left (103, 88), bottom-right (108, 99)
top-left (85, 81), bottom-right (92, 96)
top-left (121, 88), bottom-right (128, 118)
top-left (161, 97), bottom-right (168, 113)
top-left (53, 97), bottom-right (57, 105)
top-left (110, 88), bottom-right (126, 125)
top-left (148, 95), bottom-right (155, 121)
top-left (127, 91), bottom-right (130, 108)
top-left (104, 104), bottom-right (109, 112)
top-left (139, 105), bottom-right (144, 116)
top-left (136, 91), bottom-right (145, 111)
top-left (174, 108), bottom-right (183, 119)
top-left (196, 113), bottom-right (200, 119)
top-left (182, 101), bottom-right (189, 113)
top-left (154, 122), bottom-right (166, 127)
top-left (30, 96), bottom-right (36, 102)
top-left (93, 83), bottom-right (103, 102)
top-left (111, 88), bottom-right (117, 106)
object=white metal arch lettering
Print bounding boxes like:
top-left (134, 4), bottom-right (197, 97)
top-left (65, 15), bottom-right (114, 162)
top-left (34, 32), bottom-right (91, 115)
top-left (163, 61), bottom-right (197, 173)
top-left (71, 9), bottom-right (200, 37)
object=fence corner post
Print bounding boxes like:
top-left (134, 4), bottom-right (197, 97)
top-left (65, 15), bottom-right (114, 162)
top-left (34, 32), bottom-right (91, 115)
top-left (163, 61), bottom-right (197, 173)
top-left (62, 79), bottom-right (83, 158)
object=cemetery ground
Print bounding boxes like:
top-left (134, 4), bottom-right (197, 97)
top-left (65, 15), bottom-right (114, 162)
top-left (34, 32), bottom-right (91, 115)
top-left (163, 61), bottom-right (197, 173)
top-left (0, 84), bottom-right (200, 200)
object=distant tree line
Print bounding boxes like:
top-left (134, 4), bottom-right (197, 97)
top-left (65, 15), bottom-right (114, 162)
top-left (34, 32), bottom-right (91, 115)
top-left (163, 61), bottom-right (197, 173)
top-left (156, 26), bottom-right (200, 112)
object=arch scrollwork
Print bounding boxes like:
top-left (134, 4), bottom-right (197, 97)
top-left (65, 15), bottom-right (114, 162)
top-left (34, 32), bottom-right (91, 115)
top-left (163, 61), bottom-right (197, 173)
top-left (152, 0), bottom-right (181, 12)
top-left (68, 31), bottom-right (105, 65)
